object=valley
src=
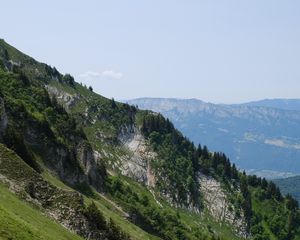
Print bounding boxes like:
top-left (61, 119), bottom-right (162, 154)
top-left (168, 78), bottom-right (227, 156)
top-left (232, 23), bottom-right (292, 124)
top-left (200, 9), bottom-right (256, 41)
top-left (127, 98), bottom-right (300, 178)
top-left (0, 40), bottom-right (299, 240)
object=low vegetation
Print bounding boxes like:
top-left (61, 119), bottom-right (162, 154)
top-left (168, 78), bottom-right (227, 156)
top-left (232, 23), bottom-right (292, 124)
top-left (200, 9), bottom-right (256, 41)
top-left (0, 39), bottom-right (300, 240)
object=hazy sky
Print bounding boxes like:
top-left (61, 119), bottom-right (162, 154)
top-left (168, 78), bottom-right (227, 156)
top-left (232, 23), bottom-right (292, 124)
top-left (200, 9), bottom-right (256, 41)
top-left (1, 1), bottom-right (300, 103)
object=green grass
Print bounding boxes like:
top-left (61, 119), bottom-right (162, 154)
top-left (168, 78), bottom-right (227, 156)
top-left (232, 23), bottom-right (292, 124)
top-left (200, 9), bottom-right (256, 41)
top-left (0, 183), bottom-right (82, 240)
top-left (42, 168), bottom-right (161, 240)
top-left (41, 166), bottom-right (241, 240)
top-left (91, 195), bottom-right (161, 240)
top-left (41, 170), bottom-right (73, 191)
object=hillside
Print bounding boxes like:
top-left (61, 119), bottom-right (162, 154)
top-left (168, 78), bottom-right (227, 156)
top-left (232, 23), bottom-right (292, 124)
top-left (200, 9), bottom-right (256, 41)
top-left (0, 39), bottom-right (300, 240)
top-left (274, 176), bottom-right (300, 203)
top-left (127, 98), bottom-right (300, 178)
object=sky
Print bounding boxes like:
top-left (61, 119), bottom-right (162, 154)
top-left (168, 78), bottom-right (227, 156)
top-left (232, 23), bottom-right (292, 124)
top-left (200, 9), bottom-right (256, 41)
top-left (1, 0), bottom-right (300, 104)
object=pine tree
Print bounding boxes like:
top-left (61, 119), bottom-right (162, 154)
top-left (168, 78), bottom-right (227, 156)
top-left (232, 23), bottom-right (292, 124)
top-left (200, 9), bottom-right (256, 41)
top-left (202, 145), bottom-right (209, 159)
top-left (111, 98), bottom-right (117, 108)
top-left (84, 202), bottom-right (106, 230)
top-left (231, 163), bottom-right (238, 179)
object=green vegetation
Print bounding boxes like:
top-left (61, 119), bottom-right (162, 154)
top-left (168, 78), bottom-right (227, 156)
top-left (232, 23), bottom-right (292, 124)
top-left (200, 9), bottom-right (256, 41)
top-left (106, 175), bottom-right (240, 240)
top-left (42, 168), bottom-right (161, 240)
top-left (0, 183), bottom-right (83, 240)
top-left (248, 175), bottom-right (300, 240)
top-left (0, 143), bottom-right (133, 240)
top-left (140, 112), bottom-right (239, 207)
top-left (108, 175), bottom-right (194, 240)
top-left (140, 112), bottom-right (300, 239)
top-left (0, 60), bottom-right (106, 193)
top-left (1, 39), bottom-right (300, 240)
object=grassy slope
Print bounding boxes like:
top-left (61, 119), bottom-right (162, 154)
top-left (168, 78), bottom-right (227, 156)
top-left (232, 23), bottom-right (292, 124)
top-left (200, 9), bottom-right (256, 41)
top-left (0, 184), bottom-right (82, 240)
top-left (0, 141), bottom-right (158, 240)
top-left (106, 175), bottom-right (242, 240)
top-left (0, 143), bottom-right (81, 239)
top-left (44, 169), bottom-right (241, 240)
top-left (43, 170), bottom-right (161, 240)
top-left (1, 39), bottom-right (300, 240)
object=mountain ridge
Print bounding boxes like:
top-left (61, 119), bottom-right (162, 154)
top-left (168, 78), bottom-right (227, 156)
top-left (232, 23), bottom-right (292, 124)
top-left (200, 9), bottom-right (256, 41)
top-left (241, 98), bottom-right (300, 111)
top-left (0, 39), bottom-right (299, 240)
top-left (127, 97), bottom-right (300, 176)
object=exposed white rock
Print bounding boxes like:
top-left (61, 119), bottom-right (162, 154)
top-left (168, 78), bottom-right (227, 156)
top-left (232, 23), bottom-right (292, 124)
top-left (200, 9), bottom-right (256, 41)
top-left (118, 125), bottom-right (156, 187)
top-left (8, 59), bottom-right (21, 67)
top-left (199, 173), bottom-right (248, 238)
top-left (45, 85), bottom-right (81, 110)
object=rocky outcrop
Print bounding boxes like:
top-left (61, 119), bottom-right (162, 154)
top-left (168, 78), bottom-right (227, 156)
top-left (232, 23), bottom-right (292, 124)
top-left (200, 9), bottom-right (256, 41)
top-left (118, 125), bottom-right (202, 213)
top-left (199, 173), bottom-right (248, 238)
top-left (43, 86), bottom-right (106, 190)
top-left (24, 117), bottom-right (106, 191)
top-left (76, 141), bottom-right (106, 191)
top-left (118, 125), bottom-right (156, 187)
top-left (0, 144), bottom-right (106, 240)
top-left (45, 85), bottom-right (81, 110)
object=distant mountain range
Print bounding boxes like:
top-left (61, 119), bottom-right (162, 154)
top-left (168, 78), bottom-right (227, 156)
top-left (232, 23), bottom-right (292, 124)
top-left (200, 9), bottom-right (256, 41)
top-left (242, 99), bottom-right (300, 111)
top-left (127, 98), bottom-right (300, 178)
top-left (274, 176), bottom-right (300, 203)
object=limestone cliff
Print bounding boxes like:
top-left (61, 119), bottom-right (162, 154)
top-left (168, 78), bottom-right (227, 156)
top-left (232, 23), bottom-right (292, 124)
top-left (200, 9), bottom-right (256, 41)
top-left (118, 126), bottom-right (156, 187)
top-left (199, 173), bottom-right (248, 237)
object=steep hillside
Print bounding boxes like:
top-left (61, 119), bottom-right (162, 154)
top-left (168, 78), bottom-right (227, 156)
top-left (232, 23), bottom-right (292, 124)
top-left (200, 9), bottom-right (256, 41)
top-left (0, 39), bottom-right (300, 240)
top-left (274, 176), bottom-right (300, 203)
top-left (127, 98), bottom-right (300, 177)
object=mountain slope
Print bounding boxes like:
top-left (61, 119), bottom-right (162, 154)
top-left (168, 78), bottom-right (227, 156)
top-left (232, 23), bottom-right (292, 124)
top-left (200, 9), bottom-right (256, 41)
top-left (127, 98), bottom-right (300, 176)
top-left (0, 39), bottom-right (300, 240)
top-left (0, 182), bottom-right (82, 240)
top-left (274, 176), bottom-right (300, 203)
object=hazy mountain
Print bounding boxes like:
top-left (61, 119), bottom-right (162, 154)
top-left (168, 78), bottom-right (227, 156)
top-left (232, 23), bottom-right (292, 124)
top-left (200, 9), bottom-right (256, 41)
top-left (127, 98), bottom-right (300, 176)
top-left (242, 99), bottom-right (300, 111)
top-left (274, 176), bottom-right (300, 203)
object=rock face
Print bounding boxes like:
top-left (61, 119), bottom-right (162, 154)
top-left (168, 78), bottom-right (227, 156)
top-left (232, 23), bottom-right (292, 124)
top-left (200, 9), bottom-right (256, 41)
top-left (118, 126), bottom-right (156, 187)
top-left (199, 173), bottom-right (248, 238)
top-left (45, 85), bottom-right (81, 110)
top-left (76, 141), bottom-right (106, 191)
top-left (21, 111), bottom-right (105, 192)
top-left (0, 144), bottom-right (105, 240)
top-left (119, 125), bottom-right (201, 213)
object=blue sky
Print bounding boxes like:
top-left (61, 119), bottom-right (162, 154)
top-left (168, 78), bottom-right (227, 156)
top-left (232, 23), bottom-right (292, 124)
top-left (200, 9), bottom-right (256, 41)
top-left (1, 0), bottom-right (300, 103)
